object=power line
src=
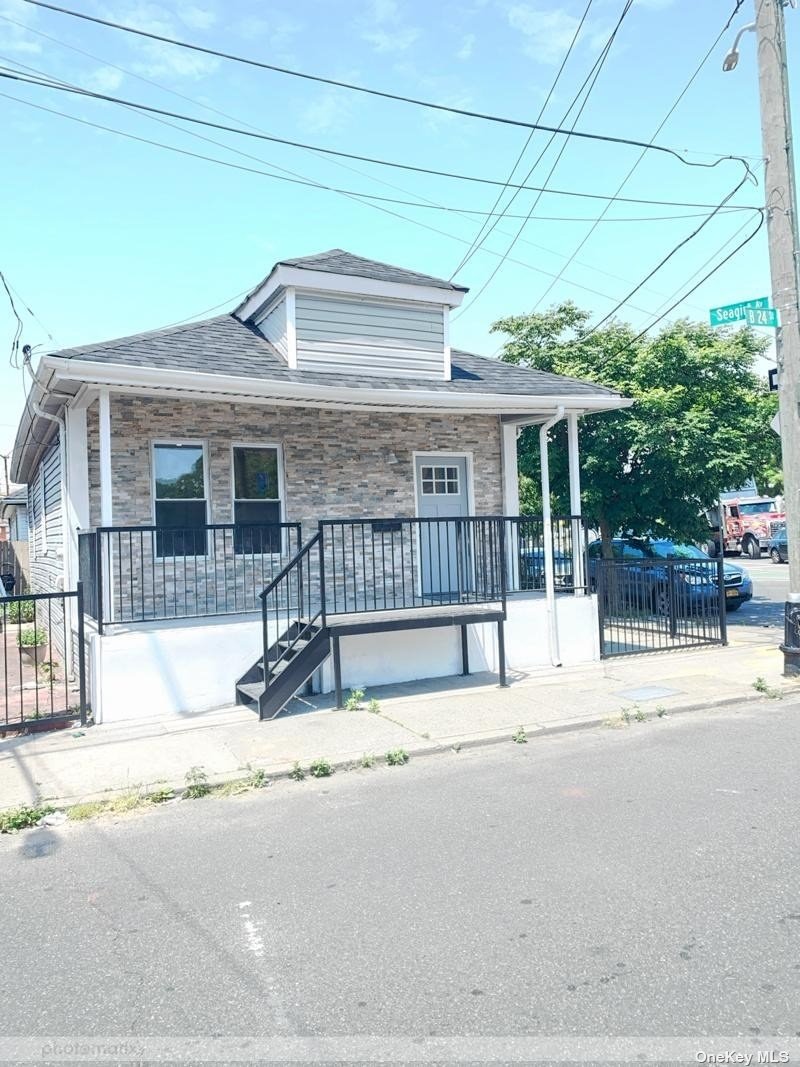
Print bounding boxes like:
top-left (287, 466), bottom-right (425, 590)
top-left (0, 85), bottom-right (752, 228)
top-left (0, 270), bottom-right (23, 368)
top-left (530, 0), bottom-right (749, 313)
top-left (0, 52), bottom-right (755, 178)
top-left (0, 65), bottom-right (755, 207)
top-left (13, 0), bottom-right (755, 161)
top-left (453, 0), bottom-right (633, 318)
top-left (449, 0), bottom-right (594, 279)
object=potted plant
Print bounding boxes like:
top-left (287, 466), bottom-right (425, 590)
top-left (17, 626), bottom-right (48, 666)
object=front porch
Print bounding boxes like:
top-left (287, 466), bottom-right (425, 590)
top-left (77, 512), bottom-right (597, 723)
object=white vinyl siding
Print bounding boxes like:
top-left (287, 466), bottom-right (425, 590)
top-left (294, 292), bottom-right (445, 380)
top-left (28, 441), bottom-right (64, 594)
top-left (258, 296), bottom-right (289, 363)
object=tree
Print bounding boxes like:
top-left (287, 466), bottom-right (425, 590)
top-left (492, 302), bottom-right (779, 555)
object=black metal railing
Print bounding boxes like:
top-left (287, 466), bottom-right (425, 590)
top-left (0, 585), bottom-right (87, 730)
top-left (79, 523), bottom-right (302, 630)
top-left (504, 514), bottom-right (588, 593)
top-left (595, 557), bottom-right (727, 657)
top-left (260, 532), bottom-right (322, 683)
top-left (318, 516), bottom-right (506, 617)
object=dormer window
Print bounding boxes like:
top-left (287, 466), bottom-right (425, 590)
top-left (237, 249), bottom-right (467, 382)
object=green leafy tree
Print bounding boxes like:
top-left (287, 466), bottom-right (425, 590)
top-left (492, 302), bottom-right (778, 555)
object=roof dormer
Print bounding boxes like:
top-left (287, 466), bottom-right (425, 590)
top-left (234, 250), bottom-right (467, 382)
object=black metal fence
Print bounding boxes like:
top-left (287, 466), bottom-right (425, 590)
top-left (79, 523), bottom-right (302, 630)
top-left (504, 515), bottom-right (587, 593)
top-left (319, 517), bottom-right (506, 616)
top-left (0, 586), bottom-right (87, 731)
top-left (595, 557), bottom-right (727, 656)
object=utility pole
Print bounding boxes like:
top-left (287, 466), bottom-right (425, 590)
top-left (754, 0), bottom-right (800, 674)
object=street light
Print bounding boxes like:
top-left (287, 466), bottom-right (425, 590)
top-left (722, 22), bottom-right (755, 72)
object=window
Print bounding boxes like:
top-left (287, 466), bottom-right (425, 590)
top-left (233, 446), bottom-right (282, 553)
top-left (153, 443), bottom-right (207, 556)
top-left (420, 465), bottom-right (460, 496)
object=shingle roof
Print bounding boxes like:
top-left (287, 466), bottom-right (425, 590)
top-left (49, 313), bottom-right (620, 400)
top-left (275, 249), bottom-right (469, 293)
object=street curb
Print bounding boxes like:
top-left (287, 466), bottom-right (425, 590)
top-left (16, 684), bottom-right (798, 819)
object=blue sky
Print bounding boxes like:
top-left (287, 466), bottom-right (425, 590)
top-left (0, 0), bottom-right (795, 463)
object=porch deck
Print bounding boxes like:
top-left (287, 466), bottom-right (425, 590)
top-left (326, 602), bottom-right (504, 635)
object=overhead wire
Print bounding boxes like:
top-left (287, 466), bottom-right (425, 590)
top-left (530, 0), bottom-right (755, 314)
top-left (449, 0), bottom-right (594, 279)
top-left (453, 0), bottom-right (634, 318)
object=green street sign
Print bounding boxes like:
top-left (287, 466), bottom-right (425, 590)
top-left (744, 306), bottom-right (779, 328)
top-left (709, 297), bottom-right (770, 325)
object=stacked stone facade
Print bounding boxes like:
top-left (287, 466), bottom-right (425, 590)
top-left (85, 396), bottom-right (505, 622)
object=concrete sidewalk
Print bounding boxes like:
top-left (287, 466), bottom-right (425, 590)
top-left (1, 629), bottom-right (797, 810)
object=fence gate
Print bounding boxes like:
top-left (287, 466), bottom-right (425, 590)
top-left (596, 557), bottom-right (728, 657)
top-left (0, 585), bottom-right (87, 732)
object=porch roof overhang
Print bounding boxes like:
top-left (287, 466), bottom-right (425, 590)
top-left (11, 337), bottom-right (632, 482)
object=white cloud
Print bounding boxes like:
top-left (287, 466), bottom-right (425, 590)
top-left (505, 4), bottom-right (582, 64)
top-left (0, 0), bottom-right (41, 53)
top-left (177, 4), bottom-right (217, 30)
top-left (357, 0), bottom-right (420, 55)
top-left (86, 66), bottom-right (125, 92)
top-left (457, 33), bottom-right (476, 60)
top-left (104, 2), bottom-right (219, 79)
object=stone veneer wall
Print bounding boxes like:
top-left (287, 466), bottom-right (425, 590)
top-left (89, 396), bottom-right (504, 529)
top-left (84, 396), bottom-right (505, 624)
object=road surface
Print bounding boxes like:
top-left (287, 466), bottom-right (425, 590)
top-left (1, 698), bottom-right (800, 1061)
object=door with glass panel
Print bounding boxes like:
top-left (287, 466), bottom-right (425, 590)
top-left (414, 455), bottom-right (471, 599)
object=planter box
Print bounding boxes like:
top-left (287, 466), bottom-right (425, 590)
top-left (19, 644), bottom-right (47, 667)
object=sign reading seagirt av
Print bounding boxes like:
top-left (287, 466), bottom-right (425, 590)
top-left (709, 297), bottom-right (769, 325)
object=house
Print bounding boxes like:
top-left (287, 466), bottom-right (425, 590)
top-left (1, 489), bottom-right (29, 543)
top-left (10, 249), bottom-right (630, 724)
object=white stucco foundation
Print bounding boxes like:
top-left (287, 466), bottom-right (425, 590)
top-left (90, 594), bottom-right (600, 723)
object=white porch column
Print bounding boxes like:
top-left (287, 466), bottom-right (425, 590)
top-left (567, 411), bottom-right (586, 595)
top-left (98, 389), bottom-right (113, 527)
top-left (501, 421), bottom-right (521, 590)
top-left (540, 408), bottom-right (565, 667)
top-left (64, 402), bottom-right (90, 589)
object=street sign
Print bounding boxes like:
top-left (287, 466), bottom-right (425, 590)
top-left (709, 297), bottom-right (770, 325)
top-left (744, 306), bottom-right (780, 328)
top-left (769, 367), bottom-right (779, 391)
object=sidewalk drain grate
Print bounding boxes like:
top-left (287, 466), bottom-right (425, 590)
top-left (614, 685), bottom-right (683, 702)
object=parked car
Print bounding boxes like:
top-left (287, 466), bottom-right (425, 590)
top-left (769, 522), bottom-right (788, 564)
top-left (518, 547), bottom-right (573, 591)
top-left (587, 538), bottom-right (753, 612)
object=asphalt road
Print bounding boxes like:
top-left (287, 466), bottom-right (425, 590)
top-left (2, 699), bottom-right (800, 1061)
top-left (726, 554), bottom-right (788, 636)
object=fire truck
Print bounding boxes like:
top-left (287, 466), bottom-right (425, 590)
top-left (705, 497), bottom-right (784, 558)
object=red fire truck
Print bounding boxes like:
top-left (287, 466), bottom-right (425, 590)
top-left (705, 497), bottom-right (784, 558)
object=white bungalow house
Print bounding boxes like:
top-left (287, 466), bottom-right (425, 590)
top-left (11, 250), bottom-right (630, 724)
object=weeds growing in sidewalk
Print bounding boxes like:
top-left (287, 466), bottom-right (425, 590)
top-left (345, 688), bottom-right (366, 711)
top-left (753, 676), bottom-right (782, 699)
top-left (634, 706), bottom-right (647, 723)
top-left (360, 753), bottom-right (376, 769)
top-left (184, 766), bottom-right (210, 799)
top-left (309, 758), bottom-right (333, 778)
top-left (289, 761), bottom-right (306, 781)
top-left (0, 803), bottom-right (55, 833)
top-left (367, 698), bottom-right (381, 714)
top-left (512, 726), bottom-right (527, 744)
top-left (656, 705), bottom-right (667, 718)
top-left (385, 748), bottom-right (409, 766)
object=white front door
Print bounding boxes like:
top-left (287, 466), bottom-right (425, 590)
top-left (415, 455), bottom-right (471, 598)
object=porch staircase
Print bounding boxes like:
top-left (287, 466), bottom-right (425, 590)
top-left (235, 617), bottom-right (330, 720)
top-left (234, 532), bottom-right (330, 720)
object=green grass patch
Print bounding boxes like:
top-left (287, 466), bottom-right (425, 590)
top-left (0, 803), bottom-right (55, 833)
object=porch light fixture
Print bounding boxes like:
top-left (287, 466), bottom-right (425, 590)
top-left (722, 21), bottom-right (756, 71)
